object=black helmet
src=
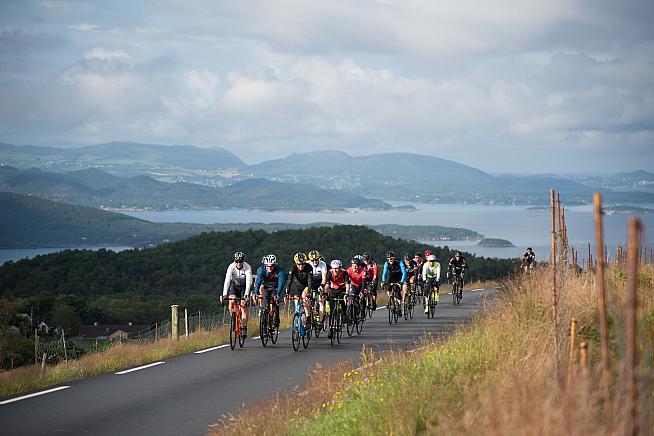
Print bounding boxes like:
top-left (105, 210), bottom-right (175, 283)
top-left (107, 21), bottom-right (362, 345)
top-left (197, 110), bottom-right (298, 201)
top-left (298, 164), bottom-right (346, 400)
top-left (362, 253), bottom-right (370, 261)
top-left (386, 251), bottom-right (396, 259)
top-left (233, 251), bottom-right (245, 261)
top-left (414, 252), bottom-right (422, 258)
top-left (527, 247), bottom-right (533, 251)
top-left (403, 252), bottom-right (412, 261)
top-left (455, 251), bottom-right (461, 257)
top-left (351, 256), bottom-right (365, 266)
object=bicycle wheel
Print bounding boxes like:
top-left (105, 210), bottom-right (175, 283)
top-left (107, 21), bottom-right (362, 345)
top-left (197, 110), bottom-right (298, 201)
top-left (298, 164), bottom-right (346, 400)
top-left (260, 309), bottom-right (269, 347)
top-left (388, 297), bottom-right (393, 325)
top-left (430, 291), bottom-right (436, 318)
top-left (403, 297), bottom-right (409, 320)
top-left (313, 306), bottom-right (322, 338)
top-left (408, 292), bottom-right (415, 319)
top-left (452, 283), bottom-right (457, 306)
top-left (356, 303), bottom-right (364, 335)
top-left (346, 304), bottom-right (354, 336)
top-left (229, 312), bottom-right (237, 350)
top-left (271, 307), bottom-right (279, 344)
top-left (291, 313), bottom-right (300, 351)
top-left (367, 294), bottom-right (373, 318)
top-left (336, 306), bottom-right (343, 344)
top-left (302, 314), bottom-right (311, 349)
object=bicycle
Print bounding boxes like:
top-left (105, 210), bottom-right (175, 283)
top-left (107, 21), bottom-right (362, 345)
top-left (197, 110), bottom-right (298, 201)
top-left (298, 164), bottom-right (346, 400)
top-left (290, 295), bottom-right (311, 351)
top-left (346, 294), bottom-right (364, 336)
top-left (425, 281), bottom-right (439, 318)
top-left (386, 283), bottom-right (401, 325)
top-left (226, 297), bottom-right (246, 350)
top-left (451, 273), bottom-right (463, 306)
top-left (258, 294), bottom-right (280, 347)
top-left (310, 290), bottom-right (324, 338)
top-left (328, 296), bottom-right (344, 346)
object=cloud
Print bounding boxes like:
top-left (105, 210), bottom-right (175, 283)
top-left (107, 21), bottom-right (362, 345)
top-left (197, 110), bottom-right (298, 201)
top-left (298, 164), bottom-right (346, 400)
top-left (68, 23), bottom-right (99, 31)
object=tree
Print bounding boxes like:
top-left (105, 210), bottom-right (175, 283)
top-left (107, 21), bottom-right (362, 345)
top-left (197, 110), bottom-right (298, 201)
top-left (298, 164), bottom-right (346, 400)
top-left (50, 303), bottom-right (82, 336)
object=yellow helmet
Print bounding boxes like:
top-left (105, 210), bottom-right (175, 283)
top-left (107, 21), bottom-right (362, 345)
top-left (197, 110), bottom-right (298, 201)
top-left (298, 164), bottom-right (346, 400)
top-left (307, 250), bottom-right (321, 261)
top-left (294, 252), bottom-right (307, 264)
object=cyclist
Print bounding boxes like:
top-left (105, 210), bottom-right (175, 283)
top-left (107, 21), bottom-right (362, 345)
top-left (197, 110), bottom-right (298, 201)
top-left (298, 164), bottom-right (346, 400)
top-left (285, 252), bottom-right (313, 326)
top-left (413, 252), bottom-right (425, 296)
top-left (254, 254), bottom-right (286, 330)
top-left (347, 257), bottom-right (367, 317)
top-left (221, 251), bottom-right (252, 338)
top-left (522, 247), bottom-right (536, 272)
top-left (448, 251), bottom-right (467, 298)
top-left (381, 251), bottom-right (407, 316)
top-left (362, 253), bottom-right (378, 310)
top-left (402, 252), bottom-right (419, 308)
top-left (422, 254), bottom-right (441, 313)
top-left (307, 249), bottom-right (328, 321)
top-left (325, 259), bottom-right (349, 339)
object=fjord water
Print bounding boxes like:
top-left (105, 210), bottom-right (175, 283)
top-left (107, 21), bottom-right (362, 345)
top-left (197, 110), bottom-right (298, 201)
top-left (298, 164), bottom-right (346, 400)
top-left (124, 203), bottom-right (654, 261)
top-left (2, 203), bottom-right (651, 263)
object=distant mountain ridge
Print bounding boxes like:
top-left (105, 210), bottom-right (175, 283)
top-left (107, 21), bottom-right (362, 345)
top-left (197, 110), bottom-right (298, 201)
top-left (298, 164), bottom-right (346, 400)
top-left (0, 166), bottom-right (396, 211)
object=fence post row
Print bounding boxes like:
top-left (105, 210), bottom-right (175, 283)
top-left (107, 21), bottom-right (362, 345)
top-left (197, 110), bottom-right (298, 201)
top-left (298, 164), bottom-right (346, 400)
top-left (625, 217), bottom-right (641, 436)
top-left (550, 189), bottom-right (559, 366)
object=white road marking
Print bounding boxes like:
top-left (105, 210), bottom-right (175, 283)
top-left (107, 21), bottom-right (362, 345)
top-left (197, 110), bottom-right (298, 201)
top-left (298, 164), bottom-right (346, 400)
top-left (0, 386), bottom-right (70, 405)
top-left (115, 361), bottom-right (165, 375)
top-left (194, 344), bottom-right (230, 354)
top-left (378, 305), bottom-right (386, 309)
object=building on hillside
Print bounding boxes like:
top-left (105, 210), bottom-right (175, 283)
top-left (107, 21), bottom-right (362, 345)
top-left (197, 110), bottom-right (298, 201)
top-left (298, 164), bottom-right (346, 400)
top-left (80, 323), bottom-right (147, 340)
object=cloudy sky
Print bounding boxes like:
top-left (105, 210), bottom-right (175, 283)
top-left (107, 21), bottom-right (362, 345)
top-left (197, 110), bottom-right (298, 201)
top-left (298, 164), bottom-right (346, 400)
top-left (1, 0), bottom-right (653, 173)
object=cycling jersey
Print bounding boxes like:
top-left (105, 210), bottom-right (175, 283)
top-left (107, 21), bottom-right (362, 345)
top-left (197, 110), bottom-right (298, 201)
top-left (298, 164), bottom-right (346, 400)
top-left (523, 252), bottom-right (535, 264)
top-left (346, 266), bottom-right (367, 288)
top-left (381, 259), bottom-right (407, 283)
top-left (326, 268), bottom-right (350, 290)
top-left (403, 260), bottom-right (419, 283)
top-left (309, 259), bottom-right (328, 288)
top-left (222, 261), bottom-right (253, 297)
top-left (286, 263), bottom-right (314, 294)
top-left (364, 260), bottom-right (378, 281)
top-left (449, 256), bottom-right (467, 273)
top-left (254, 265), bottom-right (286, 295)
top-left (422, 262), bottom-right (441, 282)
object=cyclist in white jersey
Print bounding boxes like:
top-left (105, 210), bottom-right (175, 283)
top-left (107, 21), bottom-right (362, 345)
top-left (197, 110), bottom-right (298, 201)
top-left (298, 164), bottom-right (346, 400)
top-left (307, 250), bottom-right (328, 319)
top-left (421, 254), bottom-right (441, 313)
top-left (221, 251), bottom-right (253, 337)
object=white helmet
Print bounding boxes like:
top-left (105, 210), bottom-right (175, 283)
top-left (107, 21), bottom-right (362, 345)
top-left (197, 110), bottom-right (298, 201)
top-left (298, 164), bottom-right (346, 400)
top-left (330, 259), bottom-right (343, 269)
top-left (427, 255), bottom-right (436, 261)
top-left (262, 254), bottom-right (277, 266)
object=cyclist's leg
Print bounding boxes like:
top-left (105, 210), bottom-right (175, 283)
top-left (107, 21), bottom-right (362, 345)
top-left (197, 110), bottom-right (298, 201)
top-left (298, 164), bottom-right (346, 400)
top-left (371, 281), bottom-right (378, 310)
top-left (301, 287), bottom-right (311, 317)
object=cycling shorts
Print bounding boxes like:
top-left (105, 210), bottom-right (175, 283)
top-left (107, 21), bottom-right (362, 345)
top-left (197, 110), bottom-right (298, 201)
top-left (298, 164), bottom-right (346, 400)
top-left (228, 283), bottom-right (246, 299)
top-left (260, 287), bottom-right (279, 307)
top-left (348, 284), bottom-right (363, 297)
top-left (288, 284), bottom-right (308, 297)
top-left (328, 288), bottom-right (346, 300)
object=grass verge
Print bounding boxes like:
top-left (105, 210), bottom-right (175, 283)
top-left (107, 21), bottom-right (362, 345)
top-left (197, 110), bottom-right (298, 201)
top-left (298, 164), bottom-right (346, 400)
top-left (214, 265), bottom-right (653, 435)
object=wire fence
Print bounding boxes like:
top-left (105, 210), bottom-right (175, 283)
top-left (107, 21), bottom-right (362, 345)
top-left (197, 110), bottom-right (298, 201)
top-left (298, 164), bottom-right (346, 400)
top-left (34, 304), bottom-right (242, 364)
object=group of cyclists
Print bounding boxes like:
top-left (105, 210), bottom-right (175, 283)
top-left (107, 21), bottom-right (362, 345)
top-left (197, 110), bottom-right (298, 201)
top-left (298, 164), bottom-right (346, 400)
top-left (220, 249), bottom-right (469, 343)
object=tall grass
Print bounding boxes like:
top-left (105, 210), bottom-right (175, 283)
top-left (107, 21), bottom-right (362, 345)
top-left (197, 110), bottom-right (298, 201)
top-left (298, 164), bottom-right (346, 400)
top-left (214, 265), bottom-right (653, 435)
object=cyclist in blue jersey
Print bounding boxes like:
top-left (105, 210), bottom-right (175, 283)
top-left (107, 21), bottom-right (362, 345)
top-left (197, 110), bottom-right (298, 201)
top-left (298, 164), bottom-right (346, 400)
top-left (254, 254), bottom-right (286, 328)
top-left (381, 251), bottom-right (407, 316)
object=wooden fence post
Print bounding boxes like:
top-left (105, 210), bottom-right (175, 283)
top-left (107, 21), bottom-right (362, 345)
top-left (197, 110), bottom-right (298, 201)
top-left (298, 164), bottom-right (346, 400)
top-left (625, 217), bottom-right (641, 436)
top-left (184, 308), bottom-right (189, 339)
top-left (34, 328), bottom-right (38, 364)
top-left (41, 352), bottom-right (47, 372)
top-left (550, 189), bottom-right (559, 365)
top-left (171, 305), bottom-right (179, 341)
top-left (62, 329), bottom-right (68, 366)
top-left (579, 341), bottom-right (588, 376)
top-left (593, 193), bottom-right (612, 430)
top-left (567, 317), bottom-right (578, 380)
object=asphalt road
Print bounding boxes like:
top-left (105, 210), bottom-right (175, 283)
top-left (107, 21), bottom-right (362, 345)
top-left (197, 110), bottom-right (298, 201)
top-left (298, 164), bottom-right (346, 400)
top-left (1, 288), bottom-right (493, 436)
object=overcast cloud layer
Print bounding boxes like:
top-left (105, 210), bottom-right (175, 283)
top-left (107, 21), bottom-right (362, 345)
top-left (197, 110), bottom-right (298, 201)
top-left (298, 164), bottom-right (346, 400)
top-left (1, 0), bottom-right (653, 173)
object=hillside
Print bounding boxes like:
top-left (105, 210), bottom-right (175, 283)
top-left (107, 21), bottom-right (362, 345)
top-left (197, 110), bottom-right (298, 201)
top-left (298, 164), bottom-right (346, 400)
top-left (0, 167), bottom-right (395, 211)
top-left (0, 192), bottom-right (478, 248)
top-left (0, 225), bottom-right (515, 324)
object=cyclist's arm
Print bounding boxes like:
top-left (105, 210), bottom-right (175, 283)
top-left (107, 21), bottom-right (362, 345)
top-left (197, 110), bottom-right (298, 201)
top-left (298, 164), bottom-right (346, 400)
top-left (399, 261), bottom-right (407, 283)
top-left (321, 268), bottom-right (327, 286)
top-left (307, 266), bottom-right (313, 290)
top-left (435, 263), bottom-right (441, 282)
top-left (254, 267), bottom-right (264, 295)
top-left (285, 267), bottom-right (295, 294)
top-left (222, 263), bottom-right (234, 297)
top-left (381, 262), bottom-right (389, 283)
top-left (276, 267), bottom-right (286, 295)
top-left (372, 264), bottom-right (378, 282)
top-left (244, 264), bottom-right (253, 296)
top-left (421, 263), bottom-right (428, 282)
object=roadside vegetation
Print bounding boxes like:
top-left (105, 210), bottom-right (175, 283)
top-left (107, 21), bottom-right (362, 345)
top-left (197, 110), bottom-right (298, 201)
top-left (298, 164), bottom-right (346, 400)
top-left (0, 315), bottom-right (290, 398)
top-left (214, 264), bottom-right (654, 435)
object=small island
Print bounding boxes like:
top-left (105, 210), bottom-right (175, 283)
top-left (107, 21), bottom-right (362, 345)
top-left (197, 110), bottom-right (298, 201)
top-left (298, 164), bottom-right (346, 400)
top-left (478, 238), bottom-right (515, 247)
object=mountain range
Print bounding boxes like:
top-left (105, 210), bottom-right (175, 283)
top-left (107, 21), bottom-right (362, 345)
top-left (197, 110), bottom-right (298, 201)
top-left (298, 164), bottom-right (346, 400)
top-left (2, 141), bottom-right (653, 205)
top-left (0, 166), bottom-right (398, 211)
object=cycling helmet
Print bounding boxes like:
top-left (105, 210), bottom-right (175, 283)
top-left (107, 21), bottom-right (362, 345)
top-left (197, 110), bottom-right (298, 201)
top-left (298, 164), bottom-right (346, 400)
top-left (233, 251), bottom-right (245, 261)
top-left (330, 259), bottom-right (343, 269)
top-left (425, 249), bottom-right (431, 257)
top-left (527, 247), bottom-right (533, 251)
top-left (351, 256), bottom-right (365, 266)
top-left (455, 251), bottom-right (461, 257)
top-left (307, 249), bottom-right (321, 261)
top-left (262, 254), bottom-right (277, 266)
top-left (294, 252), bottom-right (307, 264)
top-left (427, 255), bottom-right (437, 261)
top-left (362, 253), bottom-right (370, 261)
top-left (414, 252), bottom-right (422, 258)
top-left (403, 252), bottom-right (412, 261)
top-left (386, 251), bottom-right (396, 259)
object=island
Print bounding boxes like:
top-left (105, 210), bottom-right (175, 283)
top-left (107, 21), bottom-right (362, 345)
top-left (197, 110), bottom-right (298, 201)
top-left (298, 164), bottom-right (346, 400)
top-left (478, 238), bottom-right (515, 247)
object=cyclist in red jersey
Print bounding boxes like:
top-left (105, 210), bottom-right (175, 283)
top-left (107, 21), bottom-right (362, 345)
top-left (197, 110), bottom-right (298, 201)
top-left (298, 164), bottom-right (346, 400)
top-left (362, 253), bottom-right (378, 310)
top-left (326, 259), bottom-right (349, 339)
top-left (346, 257), bottom-right (367, 307)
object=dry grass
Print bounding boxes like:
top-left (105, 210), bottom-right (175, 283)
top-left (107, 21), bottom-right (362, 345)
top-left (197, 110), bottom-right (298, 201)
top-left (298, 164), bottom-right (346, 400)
top-left (213, 264), bottom-right (654, 435)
